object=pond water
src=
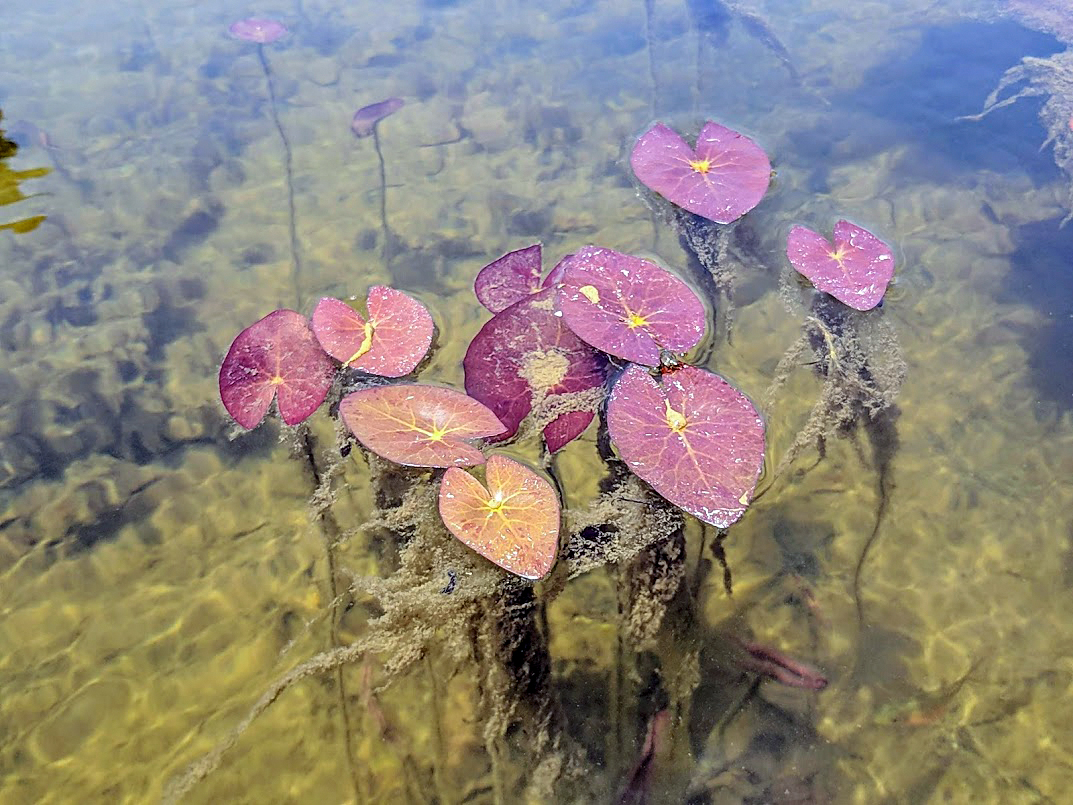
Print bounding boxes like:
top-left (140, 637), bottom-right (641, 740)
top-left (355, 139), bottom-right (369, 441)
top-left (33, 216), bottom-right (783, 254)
top-left (3, 0), bottom-right (1073, 802)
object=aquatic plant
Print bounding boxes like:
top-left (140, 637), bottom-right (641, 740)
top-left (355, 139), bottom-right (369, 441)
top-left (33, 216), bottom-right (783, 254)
top-left (0, 109), bottom-right (50, 235)
top-left (464, 245), bottom-right (607, 452)
top-left (607, 363), bottom-right (765, 529)
top-left (630, 120), bottom-right (771, 224)
top-left (218, 309), bottom-right (335, 428)
top-left (786, 219), bottom-right (895, 311)
top-left (311, 286), bottom-right (433, 376)
top-left (228, 18), bottom-right (303, 304)
top-left (352, 97), bottom-right (405, 269)
top-left (439, 454), bottom-right (560, 579)
top-left (192, 108), bottom-right (908, 802)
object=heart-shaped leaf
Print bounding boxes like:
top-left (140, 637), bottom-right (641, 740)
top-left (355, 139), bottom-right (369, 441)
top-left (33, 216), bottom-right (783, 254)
top-left (556, 246), bottom-right (706, 366)
top-left (219, 309), bottom-right (336, 429)
top-left (339, 384), bottom-right (505, 467)
top-left (630, 121), bottom-right (771, 224)
top-left (474, 244), bottom-right (544, 313)
top-left (438, 454), bottom-right (560, 579)
top-left (464, 287), bottom-right (607, 452)
top-left (786, 221), bottom-right (895, 311)
top-left (607, 364), bottom-right (765, 528)
top-left (311, 287), bottom-right (434, 377)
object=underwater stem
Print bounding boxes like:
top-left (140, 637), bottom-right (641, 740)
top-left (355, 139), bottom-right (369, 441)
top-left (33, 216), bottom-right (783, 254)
top-left (373, 125), bottom-right (392, 271)
top-left (258, 43), bottom-right (303, 308)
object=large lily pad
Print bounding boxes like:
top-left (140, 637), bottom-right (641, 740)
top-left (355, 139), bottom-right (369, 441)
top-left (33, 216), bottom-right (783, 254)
top-left (311, 287), bottom-right (433, 377)
top-left (607, 364), bottom-right (765, 528)
top-left (464, 287), bottom-right (607, 452)
top-left (630, 121), bottom-right (771, 224)
top-left (786, 220), bottom-right (895, 311)
top-left (438, 454), bottom-right (560, 580)
top-left (219, 309), bottom-right (336, 429)
top-left (339, 384), bottom-right (505, 467)
top-left (556, 246), bottom-right (706, 366)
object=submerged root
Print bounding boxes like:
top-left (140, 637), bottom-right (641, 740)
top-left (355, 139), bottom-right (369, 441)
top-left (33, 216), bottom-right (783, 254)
top-left (765, 295), bottom-right (905, 478)
top-left (963, 48), bottom-right (1073, 222)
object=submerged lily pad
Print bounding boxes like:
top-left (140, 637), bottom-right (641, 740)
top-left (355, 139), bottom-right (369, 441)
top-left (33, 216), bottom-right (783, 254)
top-left (606, 364), bottom-right (765, 528)
top-left (339, 384), bottom-right (505, 467)
top-left (556, 246), bottom-right (706, 366)
top-left (311, 287), bottom-right (433, 377)
top-left (630, 121), bottom-right (771, 224)
top-left (438, 454), bottom-right (560, 580)
top-left (786, 220), bottom-right (895, 311)
top-left (219, 309), bottom-right (336, 429)
top-left (351, 98), bottom-right (404, 137)
top-left (228, 18), bottom-right (287, 44)
top-left (464, 287), bottom-right (607, 452)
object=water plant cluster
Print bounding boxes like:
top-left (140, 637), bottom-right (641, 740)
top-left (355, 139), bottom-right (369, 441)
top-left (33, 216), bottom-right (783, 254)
top-left (187, 15), bottom-right (904, 802)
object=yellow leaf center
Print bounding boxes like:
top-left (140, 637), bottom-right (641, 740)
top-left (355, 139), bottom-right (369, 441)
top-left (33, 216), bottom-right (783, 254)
top-left (625, 312), bottom-right (648, 329)
top-left (664, 400), bottom-right (687, 433)
top-left (343, 322), bottom-right (376, 366)
top-left (270, 374), bottom-right (284, 386)
top-left (689, 158), bottom-right (711, 174)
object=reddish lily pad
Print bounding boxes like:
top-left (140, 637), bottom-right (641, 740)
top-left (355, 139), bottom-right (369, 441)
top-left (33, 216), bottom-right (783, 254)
top-left (786, 221), bottom-right (895, 311)
top-left (607, 364), bottom-right (765, 528)
top-left (311, 287), bottom-right (433, 377)
top-left (474, 244), bottom-right (544, 313)
top-left (228, 18), bottom-right (287, 43)
top-left (630, 121), bottom-right (771, 224)
top-left (339, 384), bottom-right (505, 467)
top-left (351, 98), bottom-right (404, 137)
top-left (464, 288), bottom-right (607, 452)
top-left (219, 309), bottom-right (335, 429)
top-left (438, 454), bottom-right (560, 579)
top-left (556, 246), bottom-right (706, 366)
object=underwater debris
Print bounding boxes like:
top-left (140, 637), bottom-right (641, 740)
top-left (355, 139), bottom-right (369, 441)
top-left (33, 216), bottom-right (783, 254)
top-left (964, 47), bottom-right (1073, 223)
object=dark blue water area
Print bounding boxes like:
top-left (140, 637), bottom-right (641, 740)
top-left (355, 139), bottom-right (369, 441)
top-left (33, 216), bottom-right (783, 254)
top-left (803, 19), bottom-right (1064, 187)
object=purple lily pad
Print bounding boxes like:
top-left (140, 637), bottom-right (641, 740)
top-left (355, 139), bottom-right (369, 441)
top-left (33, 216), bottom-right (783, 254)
top-left (607, 364), bottom-right (765, 528)
top-left (228, 18), bottom-right (288, 44)
top-left (311, 287), bottom-right (434, 377)
top-left (339, 384), bottom-right (505, 467)
top-left (785, 221), bottom-right (895, 311)
top-left (464, 288), bottom-right (607, 452)
top-left (219, 309), bottom-right (336, 429)
top-left (630, 121), bottom-right (771, 224)
top-left (556, 246), bottom-right (706, 366)
top-left (351, 98), bottom-right (405, 137)
top-left (474, 244), bottom-right (544, 313)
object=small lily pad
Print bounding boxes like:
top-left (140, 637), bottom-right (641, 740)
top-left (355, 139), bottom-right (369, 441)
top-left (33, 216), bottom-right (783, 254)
top-left (339, 384), bottom-right (505, 467)
top-left (556, 246), bottom-right (706, 366)
top-left (438, 454), bottom-right (560, 580)
top-left (311, 287), bottom-right (433, 377)
top-left (219, 309), bottom-right (336, 429)
top-left (607, 364), bottom-right (765, 528)
top-left (630, 121), bottom-right (771, 224)
top-left (228, 18), bottom-right (288, 44)
top-left (786, 220), bottom-right (895, 311)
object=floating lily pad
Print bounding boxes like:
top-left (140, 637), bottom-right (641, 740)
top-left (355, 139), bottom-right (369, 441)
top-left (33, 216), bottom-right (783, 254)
top-left (311, 287), bottom-right (433, 377)
top-left (556, 246), bottom-right (706, 366)
top-left (219, 309), bottom-right (336, 429)
top-left (339, 384), bottom-right (505, 467)
top-left (464, 288), bottom-right (607, 452)
top-left (438, 454), bottom-right (560, 580)
top-left (786, 221), bottom-right (895, 311)
top-left (351, 98), bottom-right (404, 137)
top-left (607, 364), bottom-right (765, 528)
top-left (474, 244), bottom-right (544, 313)
top-left (630, 121), bottom-right (771, 224)
top-left (228, 18), bottom-right (287, 43)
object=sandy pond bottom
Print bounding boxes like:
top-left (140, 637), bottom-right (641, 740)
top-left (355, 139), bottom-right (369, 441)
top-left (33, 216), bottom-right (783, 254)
top-left (3, 0), bottom-right (1073, 801)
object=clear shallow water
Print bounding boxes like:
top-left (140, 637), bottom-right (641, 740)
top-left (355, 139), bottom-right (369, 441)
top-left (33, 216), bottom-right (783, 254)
top-left (2, 0), bottom-right (1073, 801)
